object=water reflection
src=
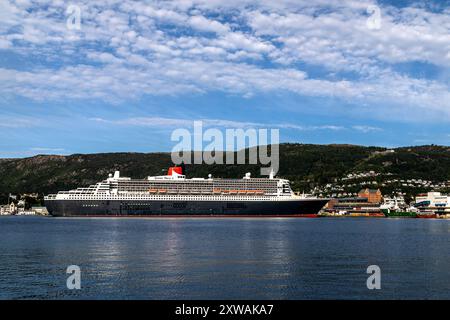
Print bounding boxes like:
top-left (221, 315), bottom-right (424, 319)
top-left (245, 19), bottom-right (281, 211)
top-left (0, 217), bottom-right (449, 299)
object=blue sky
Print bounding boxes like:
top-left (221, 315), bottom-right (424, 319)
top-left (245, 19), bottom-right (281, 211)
top-left (0, 0), bottom-right (449, 157)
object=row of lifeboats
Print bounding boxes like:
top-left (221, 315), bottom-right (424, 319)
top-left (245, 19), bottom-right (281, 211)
top-left (148, 188), bottom-right (265, 195)
top-left (149, 189), bottom-right (167, 193)
top-left (220, 189), bottom-right (265, 195)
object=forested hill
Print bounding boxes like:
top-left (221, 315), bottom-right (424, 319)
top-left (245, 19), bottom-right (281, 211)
top-left (2, 143), bottom-right (450, 203)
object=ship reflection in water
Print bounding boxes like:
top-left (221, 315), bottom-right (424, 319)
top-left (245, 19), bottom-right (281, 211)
top-left (0, 216), bottom-right (450, 299)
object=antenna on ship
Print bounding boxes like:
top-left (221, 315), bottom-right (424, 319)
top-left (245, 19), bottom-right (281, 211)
top-left (269, 168), bottom-right (275, 179)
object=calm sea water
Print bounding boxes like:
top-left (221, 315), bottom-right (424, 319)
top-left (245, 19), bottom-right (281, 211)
top-left (0, 216), bottom-right (449, 300)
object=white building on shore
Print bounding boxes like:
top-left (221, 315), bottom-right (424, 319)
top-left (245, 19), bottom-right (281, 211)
top-left (415, 192), bottom-right (450, 215)
top-left (0, 203), bottom-right (17, 215)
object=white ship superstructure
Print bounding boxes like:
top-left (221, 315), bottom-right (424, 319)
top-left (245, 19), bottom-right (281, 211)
top-left (380, 196), bottom-right (407, 211)
top-left (46, 169), bottom-right (301, 202)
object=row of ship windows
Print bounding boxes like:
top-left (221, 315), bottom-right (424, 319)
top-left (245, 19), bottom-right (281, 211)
top-left (118, 187), bottom-right (277, 189)
top-left (126, 190), bottom-right (277, 193)
top-left (68, 195), bottom-right (274, 198)
top-left (66, 196), bottom-right (277, 200)
top-left (116, 185), bottom-right (277, 189)
top-left (74, 182), bottom-right (279, 192)
top-left (64, 194), bottom-right (279, 198)
top-left (114, 180), bottom-right (277, 184)
top-left (115, 187), bottom-right (277, 190)
top-left (71, 189), bottom-right (279, 194)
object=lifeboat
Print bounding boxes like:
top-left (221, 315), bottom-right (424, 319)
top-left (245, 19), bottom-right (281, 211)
top-left (229, 190), bottom-right (238, 194)
top-left (213, 189), bottom-right (221, 194)
top-left (247, 190), bottom-right (256, 194)
top-left (149, 189), bottom-right (158, 193)
top-left (222, 190), bottom-right (230, 194)
top-left (255, 190), bottom-right (264, 195)
top-left (158, 189), bottom-right (167, 193)
top-left (238, 190), bottom-right (247, 194)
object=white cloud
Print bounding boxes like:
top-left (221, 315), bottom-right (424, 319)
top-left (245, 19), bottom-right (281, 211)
top-left (0, 117), bottom-right (39, 128)
top-left (189, 15), bottom-right (229, 34)
top-left (89, 116), bottom-right (371, 132)
top-left (352, 125), bottom-right (383, 133)
top-left (0, 0), bottom-right (449, 120)
top-left (0, 38), bottom-right (12, 48)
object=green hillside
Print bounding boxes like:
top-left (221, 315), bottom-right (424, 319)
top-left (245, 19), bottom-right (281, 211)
top-left (1, 143), bottom-right (450, 204)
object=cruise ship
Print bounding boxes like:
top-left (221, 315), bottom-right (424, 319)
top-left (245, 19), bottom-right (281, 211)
top-left (44, 166), bottom-right (329, 217)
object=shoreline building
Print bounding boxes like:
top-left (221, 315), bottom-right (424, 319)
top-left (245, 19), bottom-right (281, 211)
top-left (358, 188), bottom-right (383, 204)
top-left (0, 202), bottom-right (17, 215)
top-left (415, 192), bottom-right (450, 215)
top-left (31, 206), bottom-right (49, 215)
top-left (325, 188), bottom-right (383, 215)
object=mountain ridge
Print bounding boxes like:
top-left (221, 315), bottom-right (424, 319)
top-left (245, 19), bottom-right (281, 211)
top-left (2, 143), bottom-right (450, 203)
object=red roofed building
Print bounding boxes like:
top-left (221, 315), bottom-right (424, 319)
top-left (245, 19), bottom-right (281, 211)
top-left (358, 188), bottom-right (382, 204)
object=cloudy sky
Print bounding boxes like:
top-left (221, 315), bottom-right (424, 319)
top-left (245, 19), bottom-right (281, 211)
top-left (0, 0), bottom-right (449, 157)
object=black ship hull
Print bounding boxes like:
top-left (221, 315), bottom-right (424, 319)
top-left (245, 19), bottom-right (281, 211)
top-left (45, 199), bottom-right (329, 217)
